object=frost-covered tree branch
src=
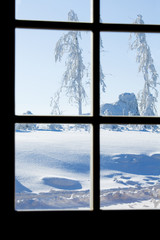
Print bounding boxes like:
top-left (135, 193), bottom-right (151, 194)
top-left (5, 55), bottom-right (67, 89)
top-left (51, 10), bottom-right (87, 115)
top-left (100, 18), bottom-right (107, 93)
top-left (129, 14), bottom-right (159, 116)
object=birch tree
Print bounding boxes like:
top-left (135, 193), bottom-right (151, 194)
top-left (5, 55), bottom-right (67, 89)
top-left (51, 10), bottom-right (87, 115)
top-left (100, 36), bottom-right (106, 93)
top-left (129, 14), bottom-right (159, 116)
top-left (100, 17), bottom-right (106, 93)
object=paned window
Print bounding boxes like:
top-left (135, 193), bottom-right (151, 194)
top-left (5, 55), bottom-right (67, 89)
top-left (8, 0), bottom-right (160, 213)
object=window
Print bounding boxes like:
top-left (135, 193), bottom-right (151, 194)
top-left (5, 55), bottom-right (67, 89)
top-left (15, 29), bottom-right (92, 116)
top-left (100, 124), bottom-right (160, 209)
top-left (8, 1), bottom-right (160, 213)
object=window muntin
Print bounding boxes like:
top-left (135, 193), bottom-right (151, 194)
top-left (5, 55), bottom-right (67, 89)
top-left (100, 124), bottom-right (160, 210)
top-left (100, 0), bottom-right (160, 25)
top-left (100, 32), bottom-right (160, 116)
top-left (15, 123), bottom-right (92, 210)
top-left (16, 0), bottom-right (91, 23)
top-left (15, 29), bottom-right (92, 116)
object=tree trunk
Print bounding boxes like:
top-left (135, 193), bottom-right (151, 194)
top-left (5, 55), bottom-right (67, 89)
top-left (78, 99), bottom-right (82, 115)
top-left (78, 86), bottom-right (82, 115)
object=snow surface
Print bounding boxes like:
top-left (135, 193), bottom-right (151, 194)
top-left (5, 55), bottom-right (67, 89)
top-left (15, 130), bottom-right (91, 194)
top-left (100, 129), bottom-right (160, 209)
top-left (100, 129), bottom-right (160, 156)
top-left (101, 199), bottom-right (160, 210)
top-left (15, 128), bottom-right (160, 210)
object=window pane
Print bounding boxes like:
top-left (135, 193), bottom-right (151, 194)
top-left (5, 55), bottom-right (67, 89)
top-left (15, 29), bottom-right (92, 116)
top-left (15, 124), bottom-right (92, 210)
top-left (16, 0), bottom-right (91, 22)
top-left (100, 124), bottom-right (160, 210)
top-left (100, 32), bottom-right (160, 116)
top-left (100, 0), bottom-right (160, 24)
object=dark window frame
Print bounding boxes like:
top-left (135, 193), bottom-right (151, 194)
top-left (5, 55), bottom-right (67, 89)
top-left (8, 0), bottom-right (160, 215)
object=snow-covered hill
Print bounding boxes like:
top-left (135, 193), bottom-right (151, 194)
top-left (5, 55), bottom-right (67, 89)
top-left (101, 92), bottom-right (140, 116)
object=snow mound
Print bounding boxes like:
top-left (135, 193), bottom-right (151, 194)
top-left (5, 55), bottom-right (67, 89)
top-left (101, 92), bottom-right (140, 116)
top-left (42, 177), bottom-right (82, 190)
top-left (15, 178), bottom-right (32, 193)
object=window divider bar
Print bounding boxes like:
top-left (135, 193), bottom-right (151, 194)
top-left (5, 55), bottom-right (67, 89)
top-left (14, 19), bottom-right (94, 31)
top-left (14, 115), bottom-right (160, 125)
top-left (15, 20), bottom-right (160, 34)
top-left (14, 115), bottom-right (160, 124)
top-left (14, 115), bottom-right (94, 124)
top-left (93, 0), bottom-right (100, 25)
top-left (100, 22), bottom-right (160, 33)
top-left (100, 116), bottom-right (160, 125)
top-left (92, 0), bottom-right (100, 211)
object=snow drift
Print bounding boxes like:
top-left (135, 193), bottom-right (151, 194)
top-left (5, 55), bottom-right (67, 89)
top-left (100, 92), bottom-right (140, 116)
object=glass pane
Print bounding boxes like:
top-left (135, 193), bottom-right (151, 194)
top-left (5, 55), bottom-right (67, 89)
top-left (15, 124), bottom-right (92, 210)
top-left (15, 29), bottom-right (92, 116)
top-left (100, 124), bottom-right (160, 210)
top-left (100, 32), bottom-right (160, 116)
top-left (101, 0), bottom-right (160, 24)
top-left (16, 0), bottom-right (91, 22)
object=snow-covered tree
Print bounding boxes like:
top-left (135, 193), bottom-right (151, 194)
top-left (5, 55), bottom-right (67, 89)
top-left (129, 15), bottom-right (159, 116)
top-left (100, 37), bottom-right (106, 93)
top-left (100, 17), bottom-right (106, 93)
top-left (51, 10), bottom-right (87, 115)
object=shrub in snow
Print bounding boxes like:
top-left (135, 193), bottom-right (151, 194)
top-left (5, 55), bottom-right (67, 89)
top-left (47, 124), bottom-right (63, 131)
top-left (23, 110), bottom-right (33, 115)
top-left (101, 92), bottom-right (140, 116)
top-left (15, 123), bottom-right (37, 131)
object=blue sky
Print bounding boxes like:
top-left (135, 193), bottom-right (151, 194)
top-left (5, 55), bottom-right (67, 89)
top-left (101, 0), bottom-right (160, 25)
top-left (100, 32), bottom-right (160, 113)
top-left (15, 29), bottom-right (91, 115)
top-left (16, 0), bottom-right (91, 22)
top-left (15, 0), bottom-right (160, 115)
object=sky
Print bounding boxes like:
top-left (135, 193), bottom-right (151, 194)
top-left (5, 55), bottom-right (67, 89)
top-left (15, 0), bottom-right (160, 115)
top-left (15, 29), bottom-right (91, 115)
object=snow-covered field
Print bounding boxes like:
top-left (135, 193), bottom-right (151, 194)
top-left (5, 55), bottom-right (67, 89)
top-left (15, 127), bottom-right (92, 210)
top-left (100, 128), bottom-right (160, 209)
top-left (15, 126), bottom-right (160, 210)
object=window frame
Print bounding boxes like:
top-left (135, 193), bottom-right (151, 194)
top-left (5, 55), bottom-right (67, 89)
top-left (8, 0), bottom-right (160, 214)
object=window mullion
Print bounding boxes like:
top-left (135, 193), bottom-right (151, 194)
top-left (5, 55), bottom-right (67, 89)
top-left (92, 0), bottom-right (100, 211)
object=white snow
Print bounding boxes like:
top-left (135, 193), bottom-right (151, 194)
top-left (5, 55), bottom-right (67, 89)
top-left (101, 199), bottom-right (160, 210)
top-left (15, 127), bottom-right (160, 210)
top-left (15, 129), bottom-right (92, 193)
top-left (101, 93), bottom-right (140, 116)
top-left (100, 128), bottom-right (160, 156)
top-left (100, 128), bottom-right (160, 209)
